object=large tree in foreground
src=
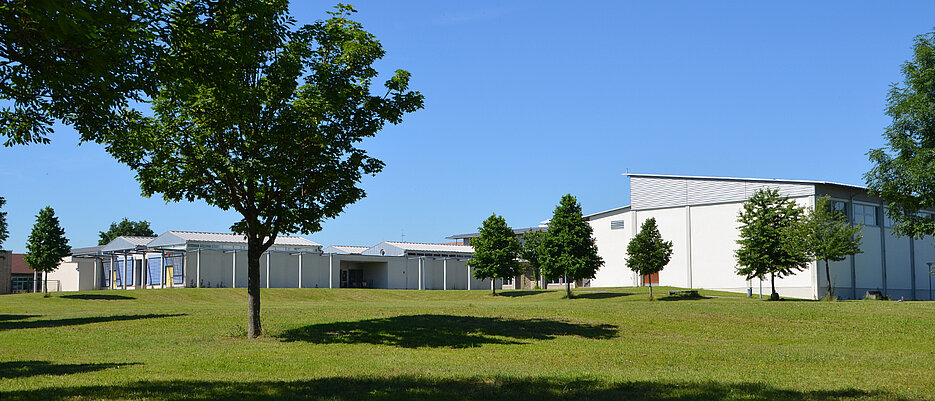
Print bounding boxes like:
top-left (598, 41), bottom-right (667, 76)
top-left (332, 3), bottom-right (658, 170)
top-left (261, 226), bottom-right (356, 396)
top-left (24, 206), bottom-right (71, 297)
top-left (467, 214), bottom-right (522, 295)
top-left (0, 0), bottom-right (165, 146)
top-left (104, 2), bottom-right (423, 338)
top-left (794, 196), bottom-right (863, 300)
top-left (99, 218), bottom-right (156, 245)
top-left (540, 194), bottom-right (603, 298)
top-left (866, 30), bottom-right (935, 239)
top-left (626, 217), bottom-right (672, 300)
top-left (735, 189), bottom-right (809, 301)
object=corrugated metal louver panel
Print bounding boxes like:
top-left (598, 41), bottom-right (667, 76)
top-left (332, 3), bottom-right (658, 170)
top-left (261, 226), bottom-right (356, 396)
top-left (631, 177), bottom-right (688, 210)
top-left (610, 220), bottom-right (626, 230)
top-left (745, 182), bottom-right (814, 198)
top-left (687, 179), bottom-right (747, 205)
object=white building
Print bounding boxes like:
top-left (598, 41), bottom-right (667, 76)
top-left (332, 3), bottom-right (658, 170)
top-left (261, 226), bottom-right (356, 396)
top-left (585, 174), bottom-right (935, 300)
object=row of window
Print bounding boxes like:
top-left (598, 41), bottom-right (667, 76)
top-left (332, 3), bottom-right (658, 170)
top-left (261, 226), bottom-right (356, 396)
top-left (830, 200), bottom-right (935, 228)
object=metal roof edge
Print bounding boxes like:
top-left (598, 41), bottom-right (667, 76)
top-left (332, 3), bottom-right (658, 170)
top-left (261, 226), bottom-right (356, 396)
top-left (624, 172), bottom-right (866, 190)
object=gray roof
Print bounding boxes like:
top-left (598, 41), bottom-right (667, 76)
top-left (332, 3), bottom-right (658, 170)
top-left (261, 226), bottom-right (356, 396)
top-left (361, 241), bottom-right (474, 257)
top-left (322, 245), bottom-right (369, 255)
top-left (447, 227), bottom-right (545, 240)
top-left (625, 173), bottom-right (866, 191)
top-left (584, 205), bottom-right (631, 219)
top-left (101, 236), bottom-right (157, 253)
top-left (71, 246), bottom-right (104, 257)
top-left (148, 230), bottom-right (320, 248)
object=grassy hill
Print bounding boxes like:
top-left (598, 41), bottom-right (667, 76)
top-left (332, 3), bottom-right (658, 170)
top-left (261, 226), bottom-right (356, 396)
top-left (1, 287), bottom-right (933, 400)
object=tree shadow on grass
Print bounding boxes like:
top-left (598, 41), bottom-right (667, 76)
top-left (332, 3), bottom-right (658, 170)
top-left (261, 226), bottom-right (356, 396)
top-left (0, 361), bottom-right (139, 379)
top-left (0, 314), bottom-right (40, 322)
top-left (657, 294), bottom-right (711, 301)
top-left (497, 290), bottom-right (551, 297)
top-left (278, 314), bottom-right (617, 348)
top-left (574, 292), bottom-right (634, 299)
top-left (0, 314), bottom-right (185, 331)
top-left (1, 377), bottom-right (913, 401)
top-left (60, 294), bottom-right (136, 300)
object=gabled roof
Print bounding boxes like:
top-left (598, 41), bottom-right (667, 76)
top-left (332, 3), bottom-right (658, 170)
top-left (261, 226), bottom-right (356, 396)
top-left (101, 236), bottom-right (156, 253)
top-left (361, 241), bottom-right (474, 257)
top-left (148, 230), bottom-right (320, 248)
top-left (322, 245), bottom-right (368, 255)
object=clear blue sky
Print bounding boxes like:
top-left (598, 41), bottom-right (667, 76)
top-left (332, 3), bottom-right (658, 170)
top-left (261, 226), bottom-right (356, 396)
top-left (1, 1), bottom-right (933, 252)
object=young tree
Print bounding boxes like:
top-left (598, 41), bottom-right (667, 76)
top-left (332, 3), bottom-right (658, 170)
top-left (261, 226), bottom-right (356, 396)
top-left (540, 194), bottom-right (604, 298)
top-left (0, 196), bottom-right (8, 248)
top-left (99, 218), bottom-right (156, 245)
top-left (466, 214), bottom-right (522, 295)
top-left (0, 1), bottom-right (166, 145)
top-left (519, 229), bottom-right (545, 289)
top-left (866, 30), bottom-right (935, 239)
top-left (794, 196), bottom-right (863, 300)
top-left (735, 189), bottom-right (809, 301)
top-left (626, 218), bottom-right (673, 300)
top-left (24, 206), bottom-right (71, 297)
top-left (103, 2), bottom-right (423, 338)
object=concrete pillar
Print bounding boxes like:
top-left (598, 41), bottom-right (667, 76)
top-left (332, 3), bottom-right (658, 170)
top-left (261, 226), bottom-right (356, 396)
top-left (298, 253), bottom-right (303, 289)
top-left (196, 249), bottom-right (201, 288)
top-left (265, 252), bottom-right (270, 289)
top-left (418, 257), bottom-right (424, 290)
top-left (467, 265), bottom-right (471, 291)
top-left (122, 254), bottom-right (128, 290)
top-left (443, 259), bottom-right (448, 290)
top-left (231, 250), bottom-right (236, 289)
top-left (161, 252), bottom-right (166, 289)
top-left (93, 258), bottom-right (99, 290)
top-left (329, 253), bottom-right (334, 289)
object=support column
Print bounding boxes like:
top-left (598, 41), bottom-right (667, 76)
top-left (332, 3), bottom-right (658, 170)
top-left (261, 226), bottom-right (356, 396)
top-left (33, 270), bottom-right (38, 292)
top-left (298, 253), bottom-right (303, 289)
top-left (910, 237), bottom-right (917, 300)
top-left (266, 252), bottom-right (270, 289)
top-left (196, 249), bottom-right (201, 288)
top-left (93, 258), bottom-right (99, 290)
top-left (879, 212), bottom-right (888, 296)
top-left (849, 196), bottom-right (857, 299)
top-left (113, 255), bottom-right (117, 290)
top-left (686, 205), bottom-right (693, 289)
top-left (328, 253), bottom-right (334, 289)
top-left (467, 265), bottom-right (472, 291)
top-left (160, 252), bottom-right (166, 289)
top-left (231, 250), bottom-right (236, 288)
top-left (122, 254), bottom-right (128, 290)
top-left (443, 259), bottom-right (448, 290)
top-left (418, 257), bottom-right (424, 290)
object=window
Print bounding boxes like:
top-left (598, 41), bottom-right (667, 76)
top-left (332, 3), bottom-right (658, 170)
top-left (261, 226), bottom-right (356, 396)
top-left (610, 220), bottom-right (626, 230)
top-left (853, 204), bottom-right (879, 226)
top-left (548, 277), bottom-right (564, 284)
top-left (831, 200), bottom-right (848, 218)
top-left (503, 277), bottom-right (513, 286)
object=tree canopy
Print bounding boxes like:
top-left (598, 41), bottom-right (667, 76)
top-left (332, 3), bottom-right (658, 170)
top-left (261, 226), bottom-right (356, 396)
top-left (540, 194), bottom-right (603, 298)
top-left (0, 196), bottom-right (8, 249)
top-left (103, 2), bottom-right (423, 337)
top-left (99, 218), bottom-right (156, 245)
top-left (866, 30), bottom-right (935, 239)
top-left (24, 206), bottom-right (71, 296)
top-left (466, 214), bottom-right (522, 295)
top-left (794, 196), bottom-right (862, 300)
top-left (626, 217), bottom-right (672, 300)
top-left (0, 0), bottom-right (165, 145)
top-left (735, 188), bottom-right (809, 300)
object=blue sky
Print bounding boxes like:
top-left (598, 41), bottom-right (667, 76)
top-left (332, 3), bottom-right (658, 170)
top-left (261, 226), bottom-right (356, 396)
top-left (1, 1), bottom-right (933, 252)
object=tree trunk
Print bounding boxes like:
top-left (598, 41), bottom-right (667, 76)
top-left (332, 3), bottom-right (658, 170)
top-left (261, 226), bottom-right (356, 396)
top-left (824, 259), bottom-right (833, 300)
top-left (649, 281), bottom-right (653, 300)
top-left (247, 237), bottom-right (262, 338)
top-left (565, 274), bottom-right (571, 298)
top-left (770, 273), bottom-right (779, 301)
top-left (43, 271), bottom-right (48, 297)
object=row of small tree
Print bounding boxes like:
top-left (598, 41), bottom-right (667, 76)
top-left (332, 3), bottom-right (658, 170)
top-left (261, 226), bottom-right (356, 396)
top-left (467, 194), bottom-right (604, 298)
top-left (623, 189), bottom-right (863, 301)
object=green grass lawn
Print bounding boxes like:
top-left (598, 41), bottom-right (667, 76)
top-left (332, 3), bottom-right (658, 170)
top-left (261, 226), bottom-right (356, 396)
top-left (1, 286), bottom-right (933, 400)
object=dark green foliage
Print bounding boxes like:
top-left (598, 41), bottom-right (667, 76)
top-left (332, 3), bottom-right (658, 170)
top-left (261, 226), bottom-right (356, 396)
top-left (866, 30), bottom-right (935, 239)
top-left (102, 2), bottom-right (422, 337)
top-left (24, 206), bottom-right (71, 296)
top-left (734, 189), bottom-right (808, 300)
top-left (0, 196), bottom-right (8, 248)
top-left (467, 214), bottom-right (522, 295)
top-left (519, 229), bottom-right (545, 288)
top-left (626, 218), bottom-right (672, 299)
top-left (795, 196), bottom-right (863, 300)
top-left (540, 194), bottom-right (604, 298)
top-left (98, 218), bottom-right (156, 245)
top-left (0, 0), bottom-right (166, 145)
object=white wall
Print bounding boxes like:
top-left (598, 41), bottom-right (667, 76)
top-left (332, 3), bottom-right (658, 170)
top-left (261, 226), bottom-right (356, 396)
top-left (588, 209), bottom-right (634, 287)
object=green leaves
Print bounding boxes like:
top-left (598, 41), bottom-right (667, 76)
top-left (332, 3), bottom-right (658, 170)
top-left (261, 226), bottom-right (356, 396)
top-left (467, 214), bottom-right (522, 292)
top-left (626, 217), bottom-right (672, 278)
top-left (539, 194), bottom-right (603, 290)
top-left (0, 196), bottom-right (7, 249)
top-left (24, 206), bottom-right (71, 274)
top-left (734, 189), bottom-right (809, 281)
top-left (866, 30), bottom-right (935, 238)
top-left (98, 218), bottom-right (156, 246)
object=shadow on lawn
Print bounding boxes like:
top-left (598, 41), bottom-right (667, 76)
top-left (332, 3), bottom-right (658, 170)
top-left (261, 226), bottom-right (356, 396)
top-left (0, 314), bottom-right (40, 322)
top-left (657, 295), bottom-right (711, 301)
top-left (0, 313), bottom-right (185, 331)
top-left (1, 377), bottom-right (911, 401)
top-left (60, 294), bottom-right (136, 301)
top-left (497, 290), bottom-right (550, 297)
top-left (574, 292), bottom-right (634, 299)
top-left (0, 361), bottom-right (138, 379)
top-left (278, 314), bottom-right (617, 348)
